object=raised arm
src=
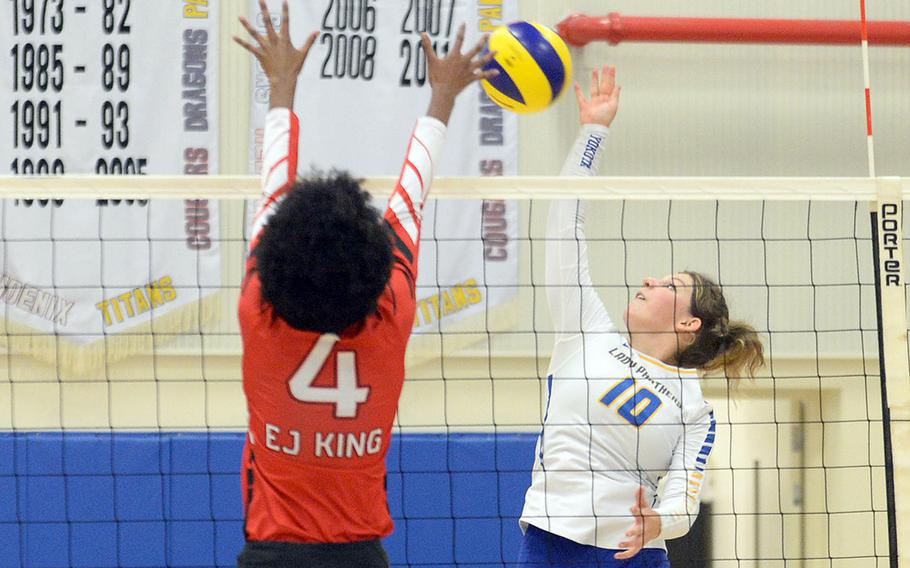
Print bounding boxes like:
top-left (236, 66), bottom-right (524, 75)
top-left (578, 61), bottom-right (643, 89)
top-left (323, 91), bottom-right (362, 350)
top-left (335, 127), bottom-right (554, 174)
top-left (384, 26), bottom-right (497, 279)
top-left (547, 66), bottom-right (621, 336)
top-left (234, 0), bottom-right (319, 249)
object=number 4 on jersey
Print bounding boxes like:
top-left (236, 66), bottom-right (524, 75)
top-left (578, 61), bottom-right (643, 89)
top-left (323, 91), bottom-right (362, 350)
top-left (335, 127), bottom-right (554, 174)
top-left (289, 334), bottom-right (369, 418)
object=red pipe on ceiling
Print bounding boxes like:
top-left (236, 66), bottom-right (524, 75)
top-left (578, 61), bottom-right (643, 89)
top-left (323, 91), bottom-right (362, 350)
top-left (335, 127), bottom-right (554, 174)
top-left (556, 13), bottom-right (910, 47)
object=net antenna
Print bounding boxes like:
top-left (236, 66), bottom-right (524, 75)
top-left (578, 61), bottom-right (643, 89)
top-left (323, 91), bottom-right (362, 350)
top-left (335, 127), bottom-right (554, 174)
top-left (858, 0), bottom-right (910, 566)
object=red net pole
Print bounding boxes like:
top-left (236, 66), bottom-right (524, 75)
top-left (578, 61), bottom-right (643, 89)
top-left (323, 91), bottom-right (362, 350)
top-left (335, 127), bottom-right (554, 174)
top-left (557, 13), bottom-right (910, 47)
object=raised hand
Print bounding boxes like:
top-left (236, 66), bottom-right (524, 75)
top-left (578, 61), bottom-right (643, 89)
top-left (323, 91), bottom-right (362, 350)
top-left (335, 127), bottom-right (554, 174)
top-left (615, 486), bottom-right (662, 560)
top-left (234, 0), bottom-right (319, 109)
top-left (421, 23), bottom-right (498, 124)
top-left (575, 64), bottom-right (621, 128)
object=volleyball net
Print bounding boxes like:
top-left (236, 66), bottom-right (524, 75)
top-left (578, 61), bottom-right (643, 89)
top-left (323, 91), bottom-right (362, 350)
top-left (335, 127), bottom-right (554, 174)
top-left (0, 176), bottom-right (907, 567)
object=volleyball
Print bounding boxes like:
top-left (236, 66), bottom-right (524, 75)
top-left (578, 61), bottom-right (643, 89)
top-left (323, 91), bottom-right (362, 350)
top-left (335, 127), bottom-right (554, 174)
top-left (481, 21), bottom-right (573, 114)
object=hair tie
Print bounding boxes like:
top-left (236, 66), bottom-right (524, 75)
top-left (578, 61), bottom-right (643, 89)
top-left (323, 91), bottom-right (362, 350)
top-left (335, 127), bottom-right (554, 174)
top-left (715, 322), bottom-right (733, 349)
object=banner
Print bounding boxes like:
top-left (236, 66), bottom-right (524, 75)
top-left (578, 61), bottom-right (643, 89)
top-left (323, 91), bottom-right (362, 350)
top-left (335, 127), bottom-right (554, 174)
top-left (1, 1), bottom-right (220, 374)
top-left (247, 0), bottom-right (519, 341)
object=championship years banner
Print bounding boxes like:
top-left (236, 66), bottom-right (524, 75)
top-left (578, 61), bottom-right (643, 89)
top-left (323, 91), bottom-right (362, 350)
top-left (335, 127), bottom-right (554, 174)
top-left (1, 1), bottom-right (219, 375)
top-left (248, 0), bottom-right (520, 347)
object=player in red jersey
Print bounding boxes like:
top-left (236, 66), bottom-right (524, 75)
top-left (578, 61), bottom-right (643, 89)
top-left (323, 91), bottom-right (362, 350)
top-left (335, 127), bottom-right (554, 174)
top-left (233, 1), bottom-right (498, 566)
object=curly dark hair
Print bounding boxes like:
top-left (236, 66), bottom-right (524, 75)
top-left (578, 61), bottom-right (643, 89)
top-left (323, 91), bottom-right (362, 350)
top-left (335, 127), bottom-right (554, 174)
top-left (252, 171), bottom-right (393, 334)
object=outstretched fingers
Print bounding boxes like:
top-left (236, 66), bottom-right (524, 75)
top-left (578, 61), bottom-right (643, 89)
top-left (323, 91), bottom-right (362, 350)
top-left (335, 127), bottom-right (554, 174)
top-left (424, 22), bottom-right (499, 94)
top-left (471, 46), bottom-right (497, 81)
top-left (620, 521), bottom-right (644, 545)
top-left (300, 30), bottom-right (319, 60)
top-left (233, 35), bottom-right (263, 59)
top-left (637, 486), bottom-right (650, 509)
top-left (614, 517), bottom-right (644, 559)
top-left (613, 487), bottom-right (649, 559)
top-left (471, 48), bottom-right (495, 70)
top-left (465, 34), bottom-right (489, 61)
top-left (420, 32), bottom-right (438, 62)
top-left (574, 82), bottom-right (586, 106)
top-left (259, 0), bottom-right (278, 42)
top-left (280, 0), bottom-right (290, 39)
top-left (452, 23), bottom-right (466, 54)
top-left (614, 540), bottom-right (642, 559)
top-left (476, 67), bottom-right (499, 81)
top-left (600, 64), bottom-right (616, 96)
top-left (237, 16), bottom-right (265, 47)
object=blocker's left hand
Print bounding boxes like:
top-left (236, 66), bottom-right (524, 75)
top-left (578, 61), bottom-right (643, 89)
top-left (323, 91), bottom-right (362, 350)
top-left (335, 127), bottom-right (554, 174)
top-left (575, 64), bottom-right (621, 128)
top-left (615, 486), bottom-right (662, 560)
top-left (234, 0), bottom-right (319, 109)
top-left (421, 23), bottom-right (497, 124)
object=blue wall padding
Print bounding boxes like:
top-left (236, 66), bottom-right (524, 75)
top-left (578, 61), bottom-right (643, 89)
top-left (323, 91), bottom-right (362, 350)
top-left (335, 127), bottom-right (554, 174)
top-left (0, 432), bottom-right (537, 568)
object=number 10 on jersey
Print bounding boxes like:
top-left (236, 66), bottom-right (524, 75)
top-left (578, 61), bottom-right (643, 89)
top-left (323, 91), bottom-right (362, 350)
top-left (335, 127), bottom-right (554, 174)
top-left (289, 334), bottom-right (369, 418)
top-left (600, 378), bottom-right (663, 428)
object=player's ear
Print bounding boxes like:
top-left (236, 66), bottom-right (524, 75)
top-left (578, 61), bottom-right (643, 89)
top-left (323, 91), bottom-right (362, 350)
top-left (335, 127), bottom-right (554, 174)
top-left (678, 316), bottom-right (701, 334)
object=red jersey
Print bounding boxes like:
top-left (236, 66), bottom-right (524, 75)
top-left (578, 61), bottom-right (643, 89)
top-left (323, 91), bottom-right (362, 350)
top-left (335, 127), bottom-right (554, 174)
top-left (239, 108), bottom-right (446, 543)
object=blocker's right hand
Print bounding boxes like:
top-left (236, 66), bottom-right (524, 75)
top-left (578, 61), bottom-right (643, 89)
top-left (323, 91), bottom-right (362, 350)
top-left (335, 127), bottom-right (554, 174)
top-left (575, 65), bottom-right (621, 128)
top-left (235, 0), bottom-right (318, 109)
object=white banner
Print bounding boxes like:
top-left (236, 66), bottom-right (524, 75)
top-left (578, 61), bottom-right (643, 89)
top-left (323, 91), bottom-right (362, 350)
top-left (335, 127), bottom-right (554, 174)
top-left (1, 1), bottom-right (220, 374)
top-left (248, 0), bottom-right (520, 336)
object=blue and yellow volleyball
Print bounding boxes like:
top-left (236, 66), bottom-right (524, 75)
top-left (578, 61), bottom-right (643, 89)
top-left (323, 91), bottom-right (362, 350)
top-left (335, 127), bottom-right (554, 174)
top-left (481, 21), bottom-right (573, 114)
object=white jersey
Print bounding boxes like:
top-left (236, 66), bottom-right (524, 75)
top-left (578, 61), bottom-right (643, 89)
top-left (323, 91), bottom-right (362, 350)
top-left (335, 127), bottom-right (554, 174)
top-left (519, 125), bottom-right (717, 550)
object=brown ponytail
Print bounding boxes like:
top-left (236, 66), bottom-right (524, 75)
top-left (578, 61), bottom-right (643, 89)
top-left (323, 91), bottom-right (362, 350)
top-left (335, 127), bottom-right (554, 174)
top-left (676, 272), bottom-right (764, 381)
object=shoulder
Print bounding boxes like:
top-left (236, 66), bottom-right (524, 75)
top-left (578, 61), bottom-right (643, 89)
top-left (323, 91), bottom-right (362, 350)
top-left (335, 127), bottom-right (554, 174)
top-left (360, 284), bottom-right (413, 339)
top-left (637, 352), bottom-right (698, 380)
top-left (550, 331), bottom-right (628, 373)
top-left (239, 270), bottom-right (264, 319)
top-left (681, 385), bottom-right (713, 425)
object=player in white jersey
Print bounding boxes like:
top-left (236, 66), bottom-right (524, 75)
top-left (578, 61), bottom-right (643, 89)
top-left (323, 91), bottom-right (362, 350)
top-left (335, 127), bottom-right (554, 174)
top-left (518, 66), bottom-right (765, 567)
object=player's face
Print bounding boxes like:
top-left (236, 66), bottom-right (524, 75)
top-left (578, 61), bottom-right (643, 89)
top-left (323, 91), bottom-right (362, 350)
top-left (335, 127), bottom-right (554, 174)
top-left (623, 273), bottom-right (697, 334)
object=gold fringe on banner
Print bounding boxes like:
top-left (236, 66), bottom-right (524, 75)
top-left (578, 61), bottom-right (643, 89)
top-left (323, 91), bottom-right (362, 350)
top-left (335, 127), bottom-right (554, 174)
top-left (406, 297), bottom-right (520, 370)
top-left (0, 293), bottom-right (223, 378)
